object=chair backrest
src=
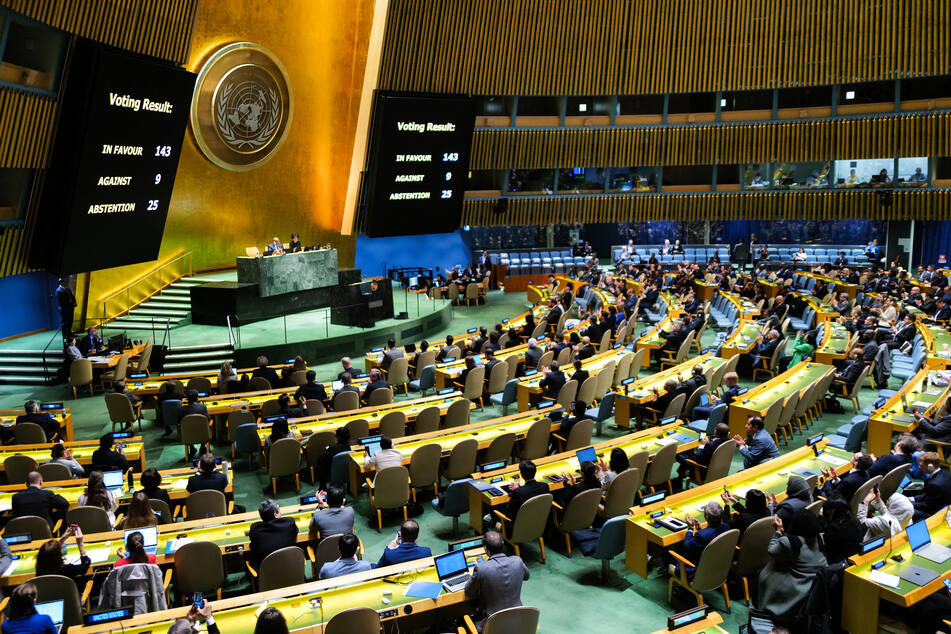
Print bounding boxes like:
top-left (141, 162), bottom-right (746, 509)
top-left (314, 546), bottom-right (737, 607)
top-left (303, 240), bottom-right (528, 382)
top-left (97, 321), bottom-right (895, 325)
top-left (413, 406), bottom-right (441, 434)
top-left (521, 418), bottom-right (551, 461)
top-left (556, 379), bottom-right (578, 408)
top-left (314, 533), bottom-right (364, 577)
top-left (564, 419), bottom-right (594, 451)
top-left (235, 423), bottom-right (262, 455)
top-left (614, 354), bottom-right (633, 386)
top-left (248, 376), bottom-right (271, 391)
top-left (537, 350), bottom-right (554, 369)
top-left (848, 366), bottom-right (871, 400)
top-left (445, 438), bottom-right (478, 480)
top-left (850, 475), bottom-right (883, 516)
top-left (324, 607), bottom-right (380, 634)
top-left (111, 354), bottom-right (129, 381)
top-left (330, 452), bottom-right (351, 487)
top-left (305, 430), bottom-right (338, 467)
top-left (576, 376), bottom-right (598, 405)
top-left (373, 466), bottom-right (410, 509)
top-left (598, 330), bottom-right (612, 353)
top-left (779, 390), bottom-right (800, 429)
top-left (4, 455), bottom-right (37, 484)
top-left (733, 516), bottom-right (775, 576)
top-left (510, 493), bottom-right (553, 544)
top-left (105, 392), bottom-right (135, 423)
top-left (31, 575), bottom-right (83, 627)
top-left (136, 341), bottom-right (153, 372)
top-left (601, 467), bottom-right (642, 519)
top-left (344, 418), bottom-right (370, 440)
top-left (14, 422), bottom-right (47, 445)
top-left (379, 411), bottom-right (406, 439)
top-left (630, 348), bottom-right (647, 378)
top-left (160, 398), bottom-right (182, 426)
top-left (185, 489), bottom-right (227, 519)
top-left (37, 462), bottom-right (72, 481)
top-left (487, 362), bottom-right (508, 394)
top-left (258, 546), bottom-right (307, 591)
top-left (180, 414), bottom-right (212, 444)
top-left (227, 409), bottom-right (255, 442)
top-left (628, 450), bottom-right (649, 476)
top-left (644, 441), bottom-right (678, 487)
top-left (369, 387), bottom-right (394, 406)
top-left (174, 540), bottom-right (225, 595)
top-left (416, 351), bottom-right (437, 373)
top-left (691, 528), bottom-right (741, 592)
top-left (409, 443), bottom-right (441, 489)
top-left (3, 515), bottom-right (52, 540)
top-left (761, 398), bottom-right (784, 436)
top-left (703, 439), bottom-right (736, 483)
top-left (594, 361), bottom-right (616, 397)
top-left (387, 357), bottom-right (409, 386)
top-left (593, 515), bottom-right (628, 561)
top-left (484, 432), bottom-right (516, 464)
top-left (66, 505), bottom-right (112, 533)
top-left (290, 370), bottom-right (308, 386)
top-left (879, 463), bottom-right (911, 501)
top-left (186, 377), bottom-right (213, 393)
top-left (268, 437), bottom-right (302, 477)
top-left (843, 417), bottom-right (868, 453)
top-left (445, 398), bottom-right (471, 428)
top-left (505, 355), bottom-right (519, 380)
top-left (149, 499), bottom-right (173, 524)
top-left (557, 487), bottom-right (601, 532)
top-left (69, 359), bottom-right (93, 387)
top-left (555, 345), bottom-right (572, 366)
top-left (661, 393), bottom-right (686, 420)
top-left (463, 366), bottom-right (486, 401)
top-left (683, 385), bottom-right (708, 416)
top-left (260, 399), bottom-right (282, 418)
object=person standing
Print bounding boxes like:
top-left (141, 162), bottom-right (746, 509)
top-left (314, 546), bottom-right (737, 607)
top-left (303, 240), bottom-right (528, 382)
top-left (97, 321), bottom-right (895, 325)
top-left (55, 278), bottom-right (76, 341)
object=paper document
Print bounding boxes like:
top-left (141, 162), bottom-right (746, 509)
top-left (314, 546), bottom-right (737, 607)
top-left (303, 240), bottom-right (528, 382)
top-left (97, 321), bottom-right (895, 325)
top-left (869, 570), bottom-right (900, 588)
top-left (85, 548), bottom-right (112, 564)
top-left (172, 479), bottom-right (189, 490)
top-left (0, 559), bottom-right (18, 576)
top-left (817, 454), bottom-right (848, 467)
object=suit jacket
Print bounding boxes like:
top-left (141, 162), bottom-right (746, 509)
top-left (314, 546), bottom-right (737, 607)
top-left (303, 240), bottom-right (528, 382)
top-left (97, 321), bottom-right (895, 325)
top-left (933, 306), bottom-right (951, 322)
top-left (539, 370), bottom-right (566, 398)
top-left (309, 506), bottom-right (355, 536)
top-left (660, 329), bottom-right (686, 352)
top-left (296, 381), bottom-right (327, 402)
top-left (572, 369), bottom-right (590, 386)
top-left (56, 285), bottom-right (76, 311)
top-left (582, 323), bottom-right (603, 343)
top-left (381, 348), bottom-right (403, 371)
top-left (178, 401), bottom-right (210, 423)
top-left (15, 413), bottom-right (60, 440)
top-left (838, 360), bottom-right (865, 386)
top-left (91, 448), bottom-right (129, 472)
top-left (252, 367), bottom-right (281, 387)
top-left (917, 414), bottom-right (951, 444)
top-left (894, 324), bottom-right (916, 344)
top-left (471, 336), bottom-right (488, 353)
top-left (504, 480), bottom-right (549, 519)
top-left (376, 542), bottom-right (432, 567)
top-left (523, 347), bottom-right (543, 368)
top-left (464, 553), bottom-right (530, 629)
top-left (719, 385), bottom-right (742, 406)
top-left (186, 471), bottom-right (228, 494)
top-left (682, 523), bottom-right (730, 579)
top-left (575, 345), bottom-right (596, 360)
top-left (248, 517), bottom-right (299, 566)
top-left (12, 487), bottom-right (68, 526)
top-left (868, 453), bottom-right (911, 478)
top-left (691, 437), bottom-right (728, 468)
top-left (319, 557), bottom-right (372, 579)
top-left (862, 341), bottom-right (880, 363)
top-left (363, 379), bottom-right (390, 401)
top-left (822, 469), bottom-right (869, 503)
top-left (138, 486), bottom-right (172, 508)
top-left (912, 468), bottom-right (951, 517)
top-left (676, 375), bottom-right (705, 397)
top-left (545, 305), bottom-right (563, 325)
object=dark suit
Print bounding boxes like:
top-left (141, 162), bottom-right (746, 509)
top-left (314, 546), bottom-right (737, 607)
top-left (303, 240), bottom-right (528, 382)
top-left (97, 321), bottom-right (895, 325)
top-left (911, 468), bottom-right (951, 520)
top-left (832, 360), bottom-right (865, 395)
top-left (659, 329), bottom-right (686, 353)
top-left (545, 305), bottom-right (563, 325)
top-left (381, 348), bottom-right (403, 371)
top-left (821, 469), bottom-right (869, 503)
top-left (504, 480), bottom-right (549, 519)
top-left (179, 401), bottom-right (210, 423)
top-left (575, 345), bottom-right (596, 360)
top-left (676, 437), bottom-right (728, 480)
top-left (868, 453), bottom-right (911, 478)
top-left (539, 370), bottom-right (566, 399)
top-left (15, 412), bottom-right (61, 440)
top-left (138, 486), bottom-right (172, 508)
top-left (56, 284), bottom-right (76, 339)
top-left (471, 337), bottom-right (488, 353)
top-left (248, 517), bottom-right (299, 567)
top-left (363, 379), bottom-right (389, 402)
top-left (582, 323), bottom-right (602, 343)
top-left (916, 414), bottom-right (951, 444)
top-left (572, 369), bottom-right (590, 386)
top-left (252, 367), bottom-right (281, 387)
top-left (12, 486), bottom-right (68, 527)
top-left (91, 448), bottom-right (129, 472)
top-left (465, 553), bottom-right (530, 630)
top-left (186, 470), bottom-right (228, 493)
top-left (523, 347), bottom-right (543, 369)
top-left (676, 375), bottom-right (705, 398)
top-left (296, 381), bottom-right (327, 403)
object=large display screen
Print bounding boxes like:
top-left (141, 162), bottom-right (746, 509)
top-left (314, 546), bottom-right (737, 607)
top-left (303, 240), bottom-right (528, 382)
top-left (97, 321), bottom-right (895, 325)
top-left (30, 38), bottom-right (195, 274)
top-left (363, 92), bottom-right (474, 237)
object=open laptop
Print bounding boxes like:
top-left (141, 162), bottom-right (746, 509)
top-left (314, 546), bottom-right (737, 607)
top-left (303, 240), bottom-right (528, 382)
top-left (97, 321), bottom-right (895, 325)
top-left (35, 600), bottom-right (65, 634)
top-left (435, 549), bottom-right (471, 592)
top-left (125, 525), bottom-right (158, 555)
top-left (698, 393), bottom-right (710, 407)
top-left (575, 446), bottom-right (597, 465)
top-left (361, 435), bottom-right (383, 457)
top-left (103, 470), bottom-right (124, 495)
top-left (906, 519), bottom-right (951, 563)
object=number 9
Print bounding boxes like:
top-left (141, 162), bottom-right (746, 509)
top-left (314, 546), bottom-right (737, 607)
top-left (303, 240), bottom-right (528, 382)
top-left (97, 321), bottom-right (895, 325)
top-left (154, 174), bottom-right (162, 185)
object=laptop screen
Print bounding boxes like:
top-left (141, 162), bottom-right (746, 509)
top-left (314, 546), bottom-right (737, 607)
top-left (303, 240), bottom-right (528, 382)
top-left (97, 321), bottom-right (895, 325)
top-left (364, 442), bottom-right (382, 457)
top-left (699, 393), bottom-right (710, 406)
top-left (125, 526), bottom-right (158, 553)
top-left (35, 601), bottom-right (64, 631)
top-left (103, 471), bottom-right (124, 490)
top-left (575, 447), bottom-right (597, 465)
top-left (907, 519), bottom-right (931, 551)
top-left (331, 380), bottom-right (343, 392)
top-left (434, 550), bottom-right (467, 580)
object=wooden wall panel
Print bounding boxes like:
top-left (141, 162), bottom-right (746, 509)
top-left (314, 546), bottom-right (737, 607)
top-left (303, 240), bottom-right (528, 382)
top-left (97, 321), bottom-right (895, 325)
top-left (0, 0), bottom-right (198, 64)
top-left (469, 113), bottom-right (951, 170)
top-left (0, 88), bottom-right (56, 168)
top-left (380, 0), bottom-right (951, 96)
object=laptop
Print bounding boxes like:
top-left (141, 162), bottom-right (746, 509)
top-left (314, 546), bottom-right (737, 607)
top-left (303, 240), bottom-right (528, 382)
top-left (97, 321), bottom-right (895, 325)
top-left (361, 436), bottom-right (383, 457)
top-left (331, 380), bottom-right (343, 392)
top-left (435, 549), bottom-right (472, 592)
top-left (103, 470), bottom-right (124, 495)
top-left (125, 525), bottom-right (158, 555)
top-left (575, 446), bottom-right (597, 465)
top-left (906, 519), bottom-right (951, 563)
top-left (404, 343), bottom-right (416, 354)
top-left (898, 563), bottom-right (941, 586)
top-left (35, 600), bottom-right (65, 634)
top-left (698, 393), bottom-right (710, 407)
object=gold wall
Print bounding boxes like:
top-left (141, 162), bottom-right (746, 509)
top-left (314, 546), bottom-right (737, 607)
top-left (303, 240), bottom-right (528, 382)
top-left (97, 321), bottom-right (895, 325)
top-left (85, 0), bottom-right (375, 306)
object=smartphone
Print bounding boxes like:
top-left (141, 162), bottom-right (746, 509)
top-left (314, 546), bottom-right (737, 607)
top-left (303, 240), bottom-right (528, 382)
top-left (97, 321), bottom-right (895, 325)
top-left (192, 592), bottom-right (203, 610)
top-left (943, 578), bottom-right (951, 595)
top-left (396, 530), bottom-right (402, 545)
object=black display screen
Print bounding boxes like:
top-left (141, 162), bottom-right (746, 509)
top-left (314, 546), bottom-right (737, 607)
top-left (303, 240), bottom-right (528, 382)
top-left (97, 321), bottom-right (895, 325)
top-left (30, 38), bottom-right (195, 274)
top-left (363, 92), bottom-right (475, 237)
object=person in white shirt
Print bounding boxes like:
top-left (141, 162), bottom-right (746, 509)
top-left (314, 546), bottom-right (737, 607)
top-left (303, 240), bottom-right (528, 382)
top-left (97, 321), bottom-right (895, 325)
top-left (856, 489), bottom-right (914, 540)
top-left (49, 444), bottom-right (84, 478)
top-left (364, 436), bottom-right (402, 484)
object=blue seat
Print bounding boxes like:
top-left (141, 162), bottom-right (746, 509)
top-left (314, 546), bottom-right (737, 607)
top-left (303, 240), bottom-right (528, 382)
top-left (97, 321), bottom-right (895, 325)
top-left (687, 403), bottom-right (727, 436)
top-left (160, 398), bottom-right (182, 431)
top-left (589, 515), bottom-right (627, 580)
top-left (233, 422), bottom-right (260, 469)
top-left (409, 364), bottom-right (436, 395)
top-left (431, 478), bottom-right (472, 534)
top-left (330, 451), bottom-right (350, 488)
top-left (585, 392), bottom-right (615, 435)
top-left (489, 379), bottom-right (518, 414)
top-left (828, 418), bottom-right (867, 452)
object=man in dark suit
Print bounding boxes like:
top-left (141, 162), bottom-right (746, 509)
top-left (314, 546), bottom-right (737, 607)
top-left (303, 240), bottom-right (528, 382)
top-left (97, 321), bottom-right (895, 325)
top-left (377, 519), bottom-right (432, 567)
top-left (248, 499), bottom-right (299, 568)
top-left (570, 359), bottom-right (589, 387)
top-left (913, 409), bottom-right (951, 445)
top-left (504, 461), bottom-right (549, 521)
top-left (252, 356), bottom-right (280, 387)
top-left (835, 293), bottom-right (852, 317)
top-left (186, 453), bottom-right (228, 493)
top-left (910, 452), bottom-right (951, 521)
top-left (79, 327), bottom-right (103, 356)
top-left (338, 357), bottom-right (358, 381)
top-left (644, 379), bottom-right (679, 420)
top-left (362, 368), bottom-right (389, 402)
top-left (436, 335), bottom-right (456, 362)
top-left (523, 339), bottom-right (543, 369)
top-left (295, 370), bottom-right (327, 404)
top-left (545, 300), bottom-right (564, 328)
top-left (675, 365), bottom-right (706, 398)
top-left (931, 299), bottom-right (951, 324)
top-left (659, 323), bottom-right (686, 356)
top-left (16, 400), bottom-right (62, 441)
top-left (465, 531), bottom-right (530, 631)
top-left (690, 370), bottom-right (741, 420)
top-left (538, 361), bottom-right (566, 399)
top-left (869, 433), bottom-right (918, 477)
top-left (482, 349), bottom-right (501, 377)
top-left (830, 349), bottom-right (865, 396)
top-left (887, 315), bottom-right (917, 350)
top-left (91, 434), bottom-right (129, 472)
top-left (581, 316), bottom-right (602, 343)
top-left (741, 330), bottom-right (780, 374)
top-left (12, 471), bottom-right (68, 528)
top-left (820, 451), bottom-right (872, 503)
top-left (860, 330), bottom-right (880, 364)
top-left (470, 327), bottom-right (489, 354)
top-left (574, 336), bottom-right (596, 361)
top-left (675, 423), bottom-right (730, 488)
top-left (277, 393), bottom-right (304, 419)
top-left (55, 278), bottom-right (76, 340)
top-left (381, 337), bottom-right (403, 371)
top-left (178, 390), bottom-right (211, 450)
top-left (482, 332), bottom-right (502, 355)
top-left (334, 374), bottom-right (361, 398)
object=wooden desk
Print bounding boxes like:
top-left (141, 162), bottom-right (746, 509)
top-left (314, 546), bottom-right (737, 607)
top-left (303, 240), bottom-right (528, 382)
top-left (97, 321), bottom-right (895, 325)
top-left (717, 291), bottom-right (761, 320)
top-left (636, 315), bottom-right (675, 368)
top-left (0, 466), bottom-right (231, 514)
top-left (257, 392), bottom-right (473, 447)
top-left (613, 353), bottom-right (727, 429)
top-left (727, 361), bottom-right (834, 437)
top-left (0, 438), bottom-right (146, 474)
top-left (515, 348), bottom-right (631, 412)
top-left (693, 281), bottom-right (718, 302)
top-left (347, 405), bottom-right (562, 494)
top-left (790, 290), bottom-right (838, 324)
top-left (625, 441), bottom-right (851, 578)
top-left (468, 421), bottom-right (699, 532)
top-left (866, 368), bottom-right (949, 458)
top-left (129, 362), bottom-right (313, 398)
top-left (433, 342), bottom-right (539, 390)
top-left (919, 321), bottom-right (951, 369)
top-left (0, 410), bottom-right (74, 442)
top-left (799, 271), bottom-right (858, 300)
top-left (87, 343), bottom-right (146, 369)
top-left (71, 549), bottom-right (481, 634)
top-left (719, 320), bottom-right (762, 360)
top-left (814, 320), bottom-right (852, 365)
top-left (650, 611), bottom-right (726, 634)
top-left (842, 507), bottom-right (951, 634)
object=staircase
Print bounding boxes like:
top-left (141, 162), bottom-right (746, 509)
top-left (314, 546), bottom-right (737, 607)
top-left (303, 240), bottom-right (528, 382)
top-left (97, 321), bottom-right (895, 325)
top-left (107, 277), bottom-right (207, 329)
top-left (163, 342), bottom-right (235, 373)
top-left (0, 348), bottom-right (63, 385)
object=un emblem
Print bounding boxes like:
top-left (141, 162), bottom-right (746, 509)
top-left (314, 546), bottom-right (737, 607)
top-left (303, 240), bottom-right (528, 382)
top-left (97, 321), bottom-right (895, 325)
top-left (190, 43), bottom-right (292, 171)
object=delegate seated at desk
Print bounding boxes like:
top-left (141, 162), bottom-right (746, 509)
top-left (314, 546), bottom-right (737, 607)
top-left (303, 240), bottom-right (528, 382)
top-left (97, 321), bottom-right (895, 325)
top-left (909, 167), bottom-right (927, 183)
top-left (265, 237), bottom-right (285, 256)
top-left (287, 232), bottom-right (302, 253)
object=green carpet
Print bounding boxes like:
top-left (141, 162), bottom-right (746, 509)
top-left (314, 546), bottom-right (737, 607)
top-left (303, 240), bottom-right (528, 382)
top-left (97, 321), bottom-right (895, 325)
top-left (0, 289), bottom-right (883, 633)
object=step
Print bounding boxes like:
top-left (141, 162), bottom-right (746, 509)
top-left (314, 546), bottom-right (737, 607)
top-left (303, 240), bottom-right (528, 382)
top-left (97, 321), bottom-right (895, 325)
top-left (129, 308), bottom-right (190, 318)
top-left (165, 349), bottom-right (235, 361)
top-left (0, 375), bottom-right (54, 385)
top-left (163, 359), bottom-right (233, 371)
top-left (168, 342), bottom-right (234, 352)
top-left (162, 288), bottom-right (192, 296)
top-left (0, 350), bottom-right (63, 359)
top-left (109, 317), bottom-right (178, 328)
top-left (0, 365), bottom-right (56, 374)
top-left (152, 294), bottom-right (192, 304)
top-left (0, 357), bottom-right (59, 367)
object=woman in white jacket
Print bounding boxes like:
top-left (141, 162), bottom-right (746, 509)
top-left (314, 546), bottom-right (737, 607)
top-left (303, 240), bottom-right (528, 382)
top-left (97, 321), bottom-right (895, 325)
top-left (857, 489), bottom-right (914, 540)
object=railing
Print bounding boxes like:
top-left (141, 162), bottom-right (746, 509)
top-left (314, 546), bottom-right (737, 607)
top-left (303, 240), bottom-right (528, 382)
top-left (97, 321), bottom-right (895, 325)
top-left (99, 251), bottom-right (193, 327)
top-left (40, 329), bottom-right (61, 383)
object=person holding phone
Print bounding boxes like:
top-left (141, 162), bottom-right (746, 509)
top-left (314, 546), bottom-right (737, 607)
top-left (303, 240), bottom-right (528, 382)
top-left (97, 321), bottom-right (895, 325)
top-left (376, 520), bottom-right (431, 567)
top-left (34, 525), bottom-right (89, 585)
top-left (167, 599), bottom-right (219, 634)
top-left (857, 488), bottom-right (913, 540)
